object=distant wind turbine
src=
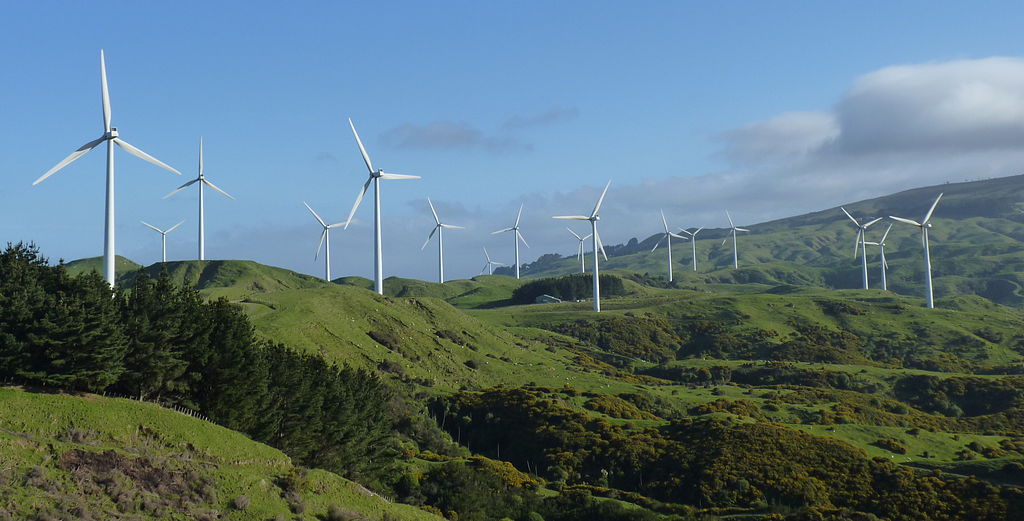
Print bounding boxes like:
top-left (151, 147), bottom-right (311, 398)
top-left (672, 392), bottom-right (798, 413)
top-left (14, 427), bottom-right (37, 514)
top-left (303, 202), bottom-right (346, 282)
top-left (890, 193), bottom-right (943, 308)
top-left (650, 210), bottom-right (687, 282)
top-left (863, 223), bottom-right (893, 291)
top-left (480, 247), bottom-right (506, 275)
top-left (164, 138), bottom-right (234, 260)
top-left (492, 204), bottom-right (529, 279)
top-left (722, 211), bottom-right (749, 269)
top-left (140, 220), bottom-right (185, 263)
top-left (679, 227), bottom-right (704, 271)
top-left (554, 181), bottom-right (611, 312)
top-left (840, 207), bottom-right (883, 290)
top-left (33, 50), bottom-right (181, 286)
top-left (422, 198), bottom-right (464, 283)
top-left (567, 228), bottom-right (592, 274)
top-left (343, 119), bottom-right (420, 295)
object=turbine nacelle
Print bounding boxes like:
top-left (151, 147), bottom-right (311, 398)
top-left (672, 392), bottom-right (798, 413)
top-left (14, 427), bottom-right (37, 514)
top-left (107, 128), bottom-right (119, 138)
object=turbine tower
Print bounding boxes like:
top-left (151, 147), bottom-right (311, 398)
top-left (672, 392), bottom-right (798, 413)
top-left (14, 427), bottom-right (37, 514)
top-left (163, 138), bottom-right (234, 260)
top-left (723, 211), bottom-right (749, 269)
top-left (840, 207), bottom-right (882, 290)
top-left (650, 210), bottom-right (687, 282)
top-left (344, 119), bottom-right (420, 295)
top-left (304, 202), bottom-right (346, 282)
top-left (422, 198), bottom-right (464, 283)
top-left (679, 227), bottom-right (704, 271)
top-left (140, 220), bottom-right (185, 263)
top-left (863, 223), bottom-right (893, 291)
top-left (554, 181), bottom-right (611, 312)
top-left (33, 50), bottom-right (181, 286)
top-left (890, 193), bottom-right (943, 308)
top-left (480, 247), bottom-right (506, 275)
top-left (567, 228), bottom-right (592, 274)
top-left (492, 204), bottom-right (529, 279)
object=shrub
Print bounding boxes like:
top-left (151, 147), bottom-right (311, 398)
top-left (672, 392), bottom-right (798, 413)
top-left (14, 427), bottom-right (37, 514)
top-left (233, 495), bottom-right (250, 510)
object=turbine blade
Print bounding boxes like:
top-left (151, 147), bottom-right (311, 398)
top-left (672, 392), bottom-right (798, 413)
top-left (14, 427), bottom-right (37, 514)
top-left (840, 207), bottom-right (860, 227)
top-left (163, 177), bottom-right (200, 198)
top-left (379, 172), bottom-right (420, 180)
top-left (315, 229), bottom-right (327, 260)
top-left (140, 221), bottom-right (163, 233)
top-left (198, 137), bottom-right (204, 176)
top-left (484, 247), bottom-right (492, 262)
top-left (166, 220), bottom-right (186, 233)
top-left (582, 233), bottom-right (592, 240)
top-left (726, 210), bottom-right (735, 228)
top-left (421, 226), bottom-right (438, 250)
top-left (923, 193), bottom-right (943, 224)
top-left (883, 253), bottom-right (889, 270)
top-left (735, 227), bottom-right (750, 232)
top-left (344, 177), bottom-right (373, 229)
top-left (853, 230), bottom-right (862, 259)
top-left (201, 178), bottom-right (235, 199)
top-left (694, 227), bottom-right (704, 237)
top-left (596, 229), bottom-right (608, 261)
top-left (427, 198), bottom-right (440, 225)
top-left (515, 203), bottom-right (524, 228)
top-left (113, 138), bottom-right (181, 175)
top-left (349, 118), bottom-right (374, 174)
top-left (553, 215), bottom-right (590, 220)
top-left (567, 228), bottom-right (583, 240)
top-left (441, 224), bottom-right (464, 229)
top-left (880, 223), bottom-right (893, 243)
top-left (492, 227), bottom-right (514, 234)
top-left (33, 136), bottom-right (106, 185)
top-left (100, 50), bottom-right (111, 132)
top-left (722, 236), bottom-right (729, 246)
top-left (889, 215), bottom-right (922, 227)
top-left (304, 201), bottom-right (327, 227)
top-left (651, 235), bottom-right (665, 253)
top-left (670, 233), bottom-right (688, 240)
top-left (661, 210), bottom-right (669, 233)
top-left (517, 230), bottom-right (529, 248)
top-left (327, 220), bottom-right (348, 229)
top-left (863, 217), bottom-right (883, 229)
top-left (591, 180), bottom-right (611, 217)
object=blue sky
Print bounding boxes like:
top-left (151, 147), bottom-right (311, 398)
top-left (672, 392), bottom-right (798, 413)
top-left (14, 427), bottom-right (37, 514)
top-left (5, 2), bottom-right (1024, 281)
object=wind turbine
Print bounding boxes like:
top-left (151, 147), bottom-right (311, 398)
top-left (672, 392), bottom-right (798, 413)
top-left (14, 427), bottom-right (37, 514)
top-left (679, 227), bottom-right (704, 271)
top-left (554, 181), bottom-right (611, 312)
top-left (422, 198), bottom-right (464, 283)
top-left (140, 220), bottom-right (185, 263)
top-left (840, 207), bottom-right (883, 290)
top-left (890, 193), bottom-right (943, 308)
top-left (343, 118), bottom-right (420, 295)
top-left (722, 211), bottom-right (749, 269)
top-left (480, 247), bottom-right (506, 275)
top-left (650, 210), bottom-right (687, 282)
top-left (863, 223), bottom-right (893, 291)
top-left (567, 228), bottom-right (592, 274)
top-left (492, 204), bottom-right (529, 279)
top-left (163, 138), bottom-right (234, 260)
top-left (303, 202), bottom-right (346, 282)
top-left (33, 50), bottom-right (181, 286)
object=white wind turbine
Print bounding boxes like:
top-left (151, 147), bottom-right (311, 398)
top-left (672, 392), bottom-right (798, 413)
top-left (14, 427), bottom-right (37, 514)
top-left (480, 247), bottom-right (506, 275)
top-left (492, 204), bottom-right (529, 279)
top-left (863, 223), bottom-right (893, 291)
top-left (140, 220), bottom-right (185, 263)
top-left (422, 198), bottom-right (464, 283)
top-left (840, 207), bottom-right (883, 290)
top-left (722, 211), bottom-right (749, 269)
top-left (163, 138), bottom-right (234, 260)
top-left (567, 228), bottom-right (592, 274)
top-left (343, 119), bottom-right (420, 295)
top-left (650, 210), bottom-right (687, 282)
top-left (303, 202), bottom-right (347, 282)
top-left (554, 181), bottom-right (611, 312)
top-left (679, 227), bottom-right (705, 271)
top-left (33, 50), bottom-right (181, 286)
top-left (890, 193), bottom-right (943, 308)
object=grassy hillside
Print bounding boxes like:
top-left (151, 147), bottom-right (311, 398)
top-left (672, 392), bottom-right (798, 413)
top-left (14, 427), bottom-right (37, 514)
top-left (0, 387), bottom-right (441, 521)
top-left (62, 255), bottom-right (142, 279)
top-left (337, 274), bottom-right (523, 309)
top-left (117, 259), bottom-right (332, 299)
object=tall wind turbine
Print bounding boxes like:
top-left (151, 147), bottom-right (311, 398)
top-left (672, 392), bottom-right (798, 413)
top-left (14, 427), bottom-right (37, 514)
top-left (679, 227), bottom-right (704, 271)
top-left (840, 207), bottom-right (882, 290)
top-left (890, 193), bottom-right (943, 308)
top-left (863, 223), bottom-right (893, 291)
top-left (650, 210), bottom-right (687, 282)
top-left (343, 119), bottom-right (420, 295)
top-left (163, 138), bottom-right (234, 260)
top-left (480, 247), bottom-right (506, 275)
top-left (303, 202), bottom-right (346, 282)
top-left (567, 228), bottom-right (592, 274)
top-left (33, 50), bottom-right (182, 286)
top-left (722, 211), bottom-right (749, 269)
top-left (422, 198), bottom-right (464, 283)
top-left (492, 204), bottom-right (529, 279)
top-left (140, 220), bottom-right (185, 263)
top-left (554, 181), bottom-right (611, 312)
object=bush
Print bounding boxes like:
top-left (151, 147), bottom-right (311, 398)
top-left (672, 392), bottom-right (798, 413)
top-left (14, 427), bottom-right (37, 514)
top-left (232, 495), bottom-right (250, 510)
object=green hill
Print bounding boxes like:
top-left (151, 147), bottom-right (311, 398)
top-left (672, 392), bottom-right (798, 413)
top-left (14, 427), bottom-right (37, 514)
top-left (117, 259), bottom-right (332, 299)
top-left (0, 387), bottom-right (440, 521)
top-left (337, 274), bottom-right (524, 309)
top-left (62, 255), bottom-right (142, 279)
